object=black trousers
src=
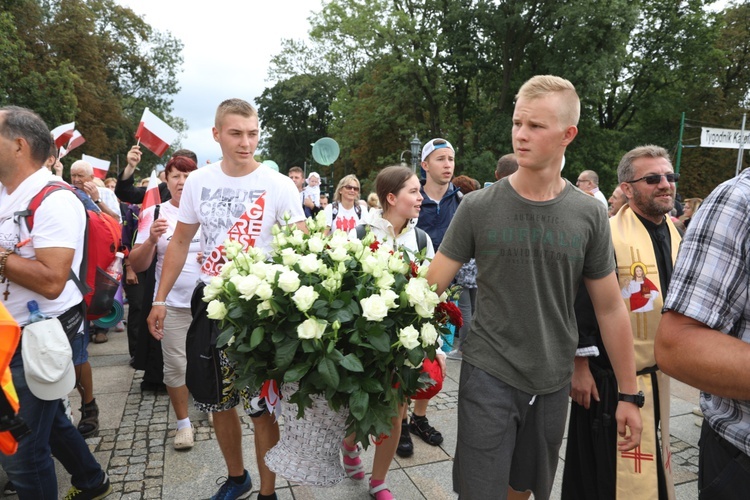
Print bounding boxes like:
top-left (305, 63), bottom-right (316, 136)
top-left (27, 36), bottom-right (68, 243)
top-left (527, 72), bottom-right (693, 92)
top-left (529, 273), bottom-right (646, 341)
top-left (699, 419), bottom-right (750, 500)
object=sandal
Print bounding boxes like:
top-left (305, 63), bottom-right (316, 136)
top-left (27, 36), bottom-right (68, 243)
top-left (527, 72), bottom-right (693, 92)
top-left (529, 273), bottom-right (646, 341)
top-left (396, 419), bottom-right (413, 458)
top-left (78, 399), bottom-right (100, 438)
top-left (93, 331), bottom-right (108, 344)
top-left (369, 480), bottom-right (394, 500)
top-left (410, 414), bottom-right (443, 446)
top-left (341, 439), bottom-right (365, 480)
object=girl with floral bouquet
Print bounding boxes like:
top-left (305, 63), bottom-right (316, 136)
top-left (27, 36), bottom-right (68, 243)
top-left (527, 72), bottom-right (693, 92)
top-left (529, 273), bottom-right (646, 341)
top-left (340, 165), bottom-right (446, 500)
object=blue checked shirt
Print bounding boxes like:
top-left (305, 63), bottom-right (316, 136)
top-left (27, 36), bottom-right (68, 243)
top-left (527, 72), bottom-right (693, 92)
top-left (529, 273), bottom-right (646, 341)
top-left (663, 168), bottom-right (750, 456)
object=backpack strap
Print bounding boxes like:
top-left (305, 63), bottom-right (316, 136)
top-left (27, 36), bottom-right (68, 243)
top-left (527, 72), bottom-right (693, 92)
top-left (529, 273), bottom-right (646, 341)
top-left (16, 181), bottom-right (89, 297)
top-left (331, 201), bottom-right (339, 222)
top-left (415, 227), bottom-right (427, 252)
top-left (354, 203), bottom-right (362, 219)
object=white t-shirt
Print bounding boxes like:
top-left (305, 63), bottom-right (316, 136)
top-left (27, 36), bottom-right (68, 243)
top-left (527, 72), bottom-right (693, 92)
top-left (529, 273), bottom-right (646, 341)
top-left (0, 168), bottom-right (85, 325)
top-left (136, 201), bottom-right (201, 308)
top-left (324, 202), bottom-right (365, 233)
top-left (179, 163), bottom-right (305, 282)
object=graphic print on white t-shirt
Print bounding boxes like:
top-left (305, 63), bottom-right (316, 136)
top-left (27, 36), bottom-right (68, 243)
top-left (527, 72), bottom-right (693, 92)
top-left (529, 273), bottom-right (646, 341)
top-left (201, 190), bottom-right (267, 277)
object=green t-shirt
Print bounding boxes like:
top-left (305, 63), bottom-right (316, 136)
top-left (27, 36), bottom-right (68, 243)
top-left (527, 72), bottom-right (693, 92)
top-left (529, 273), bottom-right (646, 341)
top-left (439, 178), bottom-right (614, 394)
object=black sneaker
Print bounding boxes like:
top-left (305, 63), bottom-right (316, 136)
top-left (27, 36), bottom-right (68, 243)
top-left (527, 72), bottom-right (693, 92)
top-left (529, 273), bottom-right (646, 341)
top-left (396, 419), bottom-right (414, 458)
top-left (410, 413), bottom-right (444, 446)
top-left (3, 481), bottom-right (16, 495)
top-left (62, 472), bottom-right (112, 499)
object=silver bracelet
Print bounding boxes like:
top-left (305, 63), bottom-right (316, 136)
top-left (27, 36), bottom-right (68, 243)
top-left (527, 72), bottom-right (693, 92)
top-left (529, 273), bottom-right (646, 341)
top-left (152, 301), bottom-right (167, 306)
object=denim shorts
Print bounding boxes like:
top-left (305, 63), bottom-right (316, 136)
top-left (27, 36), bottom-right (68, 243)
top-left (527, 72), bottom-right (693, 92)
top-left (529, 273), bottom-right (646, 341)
top-left (70, 329), bottom-right (88, 366)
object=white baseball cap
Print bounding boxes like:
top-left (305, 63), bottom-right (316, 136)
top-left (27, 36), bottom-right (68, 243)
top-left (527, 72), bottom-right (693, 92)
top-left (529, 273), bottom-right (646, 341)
top-left (22, 319), bottom-right (75, 401)
top-left (421, 138), bottom-right (454, 162)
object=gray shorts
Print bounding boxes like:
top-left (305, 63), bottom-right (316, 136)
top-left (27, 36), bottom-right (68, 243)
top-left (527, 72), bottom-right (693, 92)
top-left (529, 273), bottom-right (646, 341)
top-left (453, 362), bottom-right (569, 500)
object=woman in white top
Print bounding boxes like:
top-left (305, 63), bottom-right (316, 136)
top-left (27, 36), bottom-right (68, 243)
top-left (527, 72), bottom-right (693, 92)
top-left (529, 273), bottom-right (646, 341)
top-left (341, 165), bottom-right (443, 500)
top-left (129, 156), bottom-right (202, 451)
top-left (323, 174), bottom-right (365, 235)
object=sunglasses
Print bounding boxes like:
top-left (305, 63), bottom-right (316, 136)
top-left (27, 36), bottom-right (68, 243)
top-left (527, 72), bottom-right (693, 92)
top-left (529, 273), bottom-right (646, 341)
top-left (626, 173), bottom-right (680, 185)
top-left (342, 185), bottom-right (360, 192)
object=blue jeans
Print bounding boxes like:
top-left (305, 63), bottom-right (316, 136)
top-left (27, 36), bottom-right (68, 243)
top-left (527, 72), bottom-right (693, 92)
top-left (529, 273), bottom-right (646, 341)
top-left (0, 348), bottom-right (104, 499)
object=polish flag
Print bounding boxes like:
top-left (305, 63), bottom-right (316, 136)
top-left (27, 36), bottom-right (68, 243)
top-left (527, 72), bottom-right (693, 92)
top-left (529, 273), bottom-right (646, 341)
top-left (51, 122), bottom-right (75, 148)
top-left (135, 108), bottom-right (178, 157)
top-left (138, 170), bottom-right (162, 233)
top-left (81, 154), bottom-right (110, 179)
top-left (66, 130), bottom-right (86, 154)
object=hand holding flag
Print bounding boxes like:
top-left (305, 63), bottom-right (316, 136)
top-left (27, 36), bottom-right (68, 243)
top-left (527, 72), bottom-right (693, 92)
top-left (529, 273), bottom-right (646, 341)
top-left (135, 108), bottom-right (178, 157)
top-left (138, 170), bottom-right (162, 233)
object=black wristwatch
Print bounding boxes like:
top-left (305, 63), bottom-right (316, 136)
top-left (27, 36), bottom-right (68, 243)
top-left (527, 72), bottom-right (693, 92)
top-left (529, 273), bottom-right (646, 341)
top-left (618, 391), bottom-right (645, 408)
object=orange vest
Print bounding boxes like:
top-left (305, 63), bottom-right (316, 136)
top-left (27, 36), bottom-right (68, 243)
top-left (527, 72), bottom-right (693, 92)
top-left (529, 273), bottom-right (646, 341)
top-left (0, 301), bottom-right (21, 455)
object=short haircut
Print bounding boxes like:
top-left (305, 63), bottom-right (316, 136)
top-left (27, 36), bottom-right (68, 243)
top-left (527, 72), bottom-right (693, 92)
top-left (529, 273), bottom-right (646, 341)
top-left (104, 177), bottom-right (117, 185)
top-left (333, 174), bottom-right (360, 202)
top-left (452, 175), bottom-right (478, 195)
top-left (516, 75), bottom-right (580, 127)
top-left (70, 160), bottom-right (94, 177)
top-left (495, 153), bottom-right (519, 180)
top-left (617, 145), bottom-right (671, 183)
top-left (172, 148), bottom-right (198, 164)
top-left (579, 170), bottom-right (600, 186)
top-left (375, 165), bottom-right (416, 213)
top-left (48, 135), bottom-right (58, 160)
top-left (0, 106), bottom-right (53, 165)
top-left (288, 166), bottom-right (304, 176)
top-left (215, 98), bottom-right (257, 129)
top-left (165, 155), bottom-right (197, 176)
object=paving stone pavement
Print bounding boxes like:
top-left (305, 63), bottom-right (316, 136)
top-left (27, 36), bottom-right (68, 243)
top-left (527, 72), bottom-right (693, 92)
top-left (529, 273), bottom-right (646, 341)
top-left (0, 329), bottom-right (703, 499)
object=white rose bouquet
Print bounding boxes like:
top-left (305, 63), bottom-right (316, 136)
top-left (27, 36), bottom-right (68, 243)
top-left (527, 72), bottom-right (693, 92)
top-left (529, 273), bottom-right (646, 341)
top-left (205, 212), bottom-right (456, 444)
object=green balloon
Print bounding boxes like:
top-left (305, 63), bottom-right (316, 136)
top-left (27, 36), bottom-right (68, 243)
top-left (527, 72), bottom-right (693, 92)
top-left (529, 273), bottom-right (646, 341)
top-left (312, 137), bottom-right (340, 166)
top-left (262, 160), bottom-right (279, 171)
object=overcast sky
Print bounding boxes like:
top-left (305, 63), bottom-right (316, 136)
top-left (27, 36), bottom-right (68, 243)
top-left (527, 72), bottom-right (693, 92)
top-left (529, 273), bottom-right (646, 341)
top-left (117, 0), bottom-right (323, 166)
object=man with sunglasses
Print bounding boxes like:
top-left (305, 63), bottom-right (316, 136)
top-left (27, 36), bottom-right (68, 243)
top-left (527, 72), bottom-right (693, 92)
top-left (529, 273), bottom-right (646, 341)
top-left (563, 145), bottom-right (681, 500)
top-left (576, 170), bottom-right (608, 208)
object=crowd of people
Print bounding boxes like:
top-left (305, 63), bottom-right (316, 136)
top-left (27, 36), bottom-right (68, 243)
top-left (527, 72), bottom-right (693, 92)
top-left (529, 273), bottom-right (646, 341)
top-left (1, 72), bottom-right (748, 500)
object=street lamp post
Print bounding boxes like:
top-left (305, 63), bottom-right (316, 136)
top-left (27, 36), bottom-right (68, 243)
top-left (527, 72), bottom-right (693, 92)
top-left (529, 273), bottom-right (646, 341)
top-left (410, 134), bottom-right (421, 173)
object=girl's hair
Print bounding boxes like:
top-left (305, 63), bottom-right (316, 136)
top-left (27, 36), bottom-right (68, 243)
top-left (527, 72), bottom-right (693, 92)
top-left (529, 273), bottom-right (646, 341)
top-left (333, 174), bottom-right (360, 202)
top-left (165, 155), bottom-right (198, 176)
top-left (366, 192), bottom-right (380, 209)
top-left (375, 165), bottom-right (417, 213)
top-left (452, 175), bottom-right (478, 195)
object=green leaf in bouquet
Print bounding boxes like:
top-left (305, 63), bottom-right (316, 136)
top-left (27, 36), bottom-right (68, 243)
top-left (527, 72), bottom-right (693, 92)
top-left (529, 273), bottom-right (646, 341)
top-left (215, 324), bottom-right (236, 348)
top-left (283, 362), bottom-right (312, 382)
top-left (301, 340), bottom-right (317, 353)
top-left (331, 299), bottom-right (344, 309)
top-left (349, 389), bottom-right (369, 420)
top-left (271, 329), bottom-right (286, 343)
top-left (228, 304), bottom-right (244, 320)
top-left (360, 377), bottom-right (383, 393)
top-left (407, 347), bottom-right (425, 366)
top-left (275, 339), bottom-right (300, 369)
top-left (249, 327), bottom-right (265, 349)
top-left (367, 330), bottom-right (391, 353)
top-left (329, 307), bottom-right (354, 324)
top-left (340, 353), bottom-right (364, 372)
top-left (317, 357), bottom-right (340, 389)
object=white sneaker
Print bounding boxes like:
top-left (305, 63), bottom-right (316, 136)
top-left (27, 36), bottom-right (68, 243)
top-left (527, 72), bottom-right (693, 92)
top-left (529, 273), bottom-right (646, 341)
top-left (208, 412), bottom-right (214, 427)
top-left (446, 349), bottom-right (462, 360)
top-left (173, 426), bottom-right (195, 450)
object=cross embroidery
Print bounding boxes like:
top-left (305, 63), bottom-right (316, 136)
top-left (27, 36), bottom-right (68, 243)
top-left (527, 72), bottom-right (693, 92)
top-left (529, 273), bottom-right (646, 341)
top-left (621, 446), bottom-right (655, 473)
top-left (665, 449), bottom-right (672, 474)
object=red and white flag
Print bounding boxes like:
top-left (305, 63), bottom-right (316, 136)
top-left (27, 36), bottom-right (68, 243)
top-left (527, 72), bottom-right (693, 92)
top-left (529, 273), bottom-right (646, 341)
top-left (81, 154), bottom-right (110, 179)
top-left (66, 130), bottom-right (86, 153)
top-left (135, 108), bottom-right (178, 157)
top-left (51, 122), bottom-right (75, 148)
top-left (138, 170), bottom-right (162, 233)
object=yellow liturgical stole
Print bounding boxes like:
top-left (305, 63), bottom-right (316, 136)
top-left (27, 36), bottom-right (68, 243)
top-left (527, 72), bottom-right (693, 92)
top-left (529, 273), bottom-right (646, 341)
top-left (610, 205), bottom-right (680, 500)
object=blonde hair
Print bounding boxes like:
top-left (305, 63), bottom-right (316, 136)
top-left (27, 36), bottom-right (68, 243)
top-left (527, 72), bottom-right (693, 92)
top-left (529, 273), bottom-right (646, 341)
top-left (333, 174), bottom-right (360, 202)
top-left (215, 98), bottom-right (258, 129)
top-left (516, 75), bottom-right (580, 127)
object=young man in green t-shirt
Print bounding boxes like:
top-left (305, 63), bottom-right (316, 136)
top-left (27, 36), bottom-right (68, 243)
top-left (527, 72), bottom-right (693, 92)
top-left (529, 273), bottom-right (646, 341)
top-left (426, 75), bottom-right (643, 500)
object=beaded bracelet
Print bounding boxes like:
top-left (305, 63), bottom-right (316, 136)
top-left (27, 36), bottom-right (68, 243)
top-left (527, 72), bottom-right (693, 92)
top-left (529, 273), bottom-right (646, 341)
top-left (0, 249), bottom-right (13, 279)
top-left (152, 301), bottom-right (167, 307)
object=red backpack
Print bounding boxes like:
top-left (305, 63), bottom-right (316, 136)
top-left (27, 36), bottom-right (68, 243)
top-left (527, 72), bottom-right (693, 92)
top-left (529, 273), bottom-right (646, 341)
top-left (19, 181), bottom-right (123, 320)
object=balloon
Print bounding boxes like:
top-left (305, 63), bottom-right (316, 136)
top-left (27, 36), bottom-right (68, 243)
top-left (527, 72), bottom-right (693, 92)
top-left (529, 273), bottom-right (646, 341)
top-left (312, 138), bottom-right (340, 166)
top-left (262, 160), bottom-right (279, 171)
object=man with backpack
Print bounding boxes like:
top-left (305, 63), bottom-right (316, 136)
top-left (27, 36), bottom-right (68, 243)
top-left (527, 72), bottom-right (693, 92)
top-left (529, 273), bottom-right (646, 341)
top-left (0, 105), bottom-right (111, 499)
top-left (397, 138), bottom-right (462, 458)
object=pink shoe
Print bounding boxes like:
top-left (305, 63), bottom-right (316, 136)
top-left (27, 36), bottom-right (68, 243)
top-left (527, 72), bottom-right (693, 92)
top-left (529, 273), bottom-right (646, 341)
top-left (341, 439), bottom-right (365, 480)
top-left (369, 480), bottom-right (394, 500)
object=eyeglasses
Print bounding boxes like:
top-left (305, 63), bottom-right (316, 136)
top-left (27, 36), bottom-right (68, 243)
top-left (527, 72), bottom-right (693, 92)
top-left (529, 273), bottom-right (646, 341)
top-left (626, 173), bottom-right (680, 185)
top-left (342, 185), bottom-right (360, 192)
